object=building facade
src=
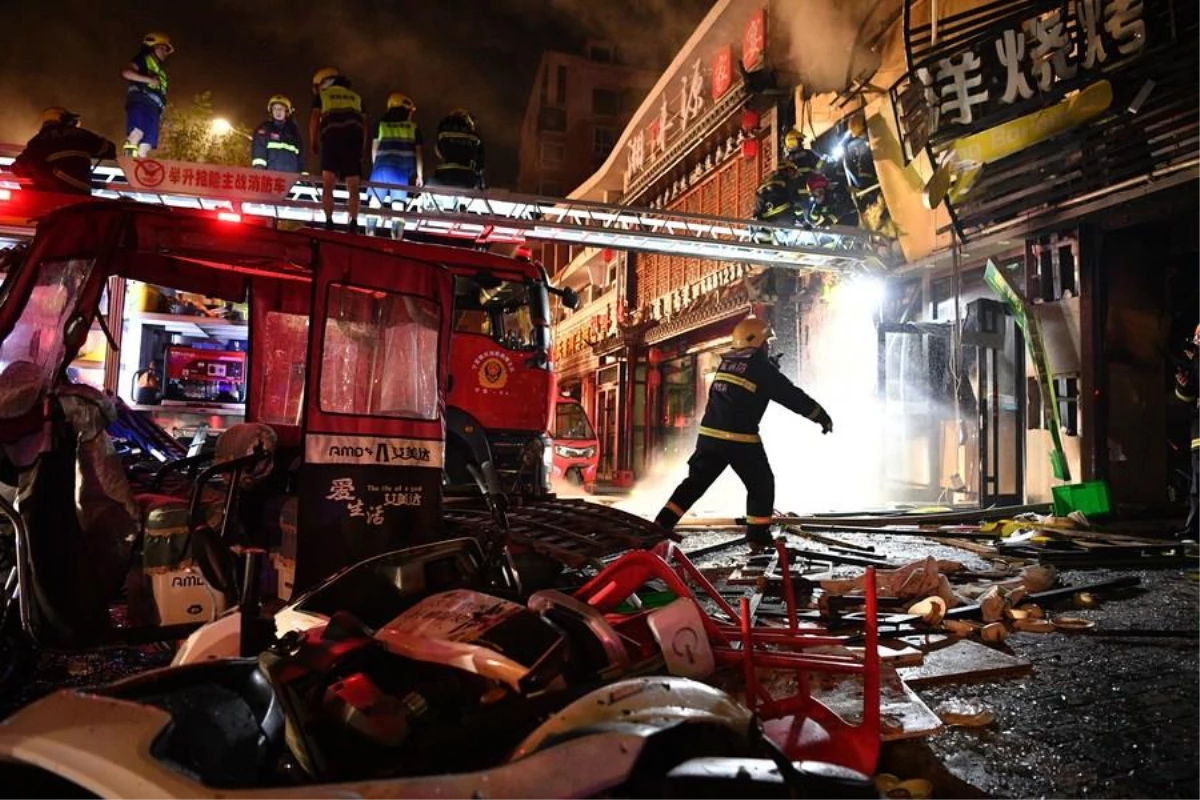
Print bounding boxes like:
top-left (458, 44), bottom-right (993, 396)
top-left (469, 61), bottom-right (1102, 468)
top-left (516, 41), bottom-right (658, 199)
top-left (552, 0), bottom-right (1198, 511)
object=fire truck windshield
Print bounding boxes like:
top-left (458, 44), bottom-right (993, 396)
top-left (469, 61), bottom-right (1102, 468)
top-left (454, 276), bottom-right (550, 354)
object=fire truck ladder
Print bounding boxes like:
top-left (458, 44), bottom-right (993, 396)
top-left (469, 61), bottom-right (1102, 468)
top-left (0, 153), bottom-right (895, 274)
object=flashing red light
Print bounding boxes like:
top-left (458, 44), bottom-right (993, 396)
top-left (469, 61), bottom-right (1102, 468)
top-left (217, 211), bottom-right (242, 223)
top-left (0, 188), bottom-right (11, 202)
top-left (515, 245), bottom-right (533, 260)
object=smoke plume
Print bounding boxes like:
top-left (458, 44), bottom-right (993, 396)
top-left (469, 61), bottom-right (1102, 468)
top-left (772, 0), bottom-right (891, 96)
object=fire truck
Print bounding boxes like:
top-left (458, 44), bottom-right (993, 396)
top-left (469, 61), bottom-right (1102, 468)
top-left (0, 152), bottom-right (890, 565)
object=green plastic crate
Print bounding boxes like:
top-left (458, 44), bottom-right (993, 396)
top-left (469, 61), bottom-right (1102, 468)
top-left (1052, 480), bottom-right (1112, 518)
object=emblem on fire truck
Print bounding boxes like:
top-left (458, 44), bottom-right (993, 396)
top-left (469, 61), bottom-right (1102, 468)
top-left (477, 355), bottom-right (510, 391)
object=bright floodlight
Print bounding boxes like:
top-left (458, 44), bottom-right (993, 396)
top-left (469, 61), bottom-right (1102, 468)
top-left (211, 118), bottom-right (233, 136)
top-left (836, 276), bottom-right (886, 310)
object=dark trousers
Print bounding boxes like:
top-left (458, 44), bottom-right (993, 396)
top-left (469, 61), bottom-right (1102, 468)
top-left (655, 436), bottom-right (775, 544)
top-left (1186, 445), bottom-right (1198, 537)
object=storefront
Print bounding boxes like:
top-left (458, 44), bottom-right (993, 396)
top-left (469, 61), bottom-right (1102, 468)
top-left (874, 0), bottom-right (1199, 507)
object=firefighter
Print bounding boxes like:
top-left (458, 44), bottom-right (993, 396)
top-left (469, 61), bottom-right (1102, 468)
top-left (120, 32), bottom-right (173, 159)
top-left (12, 108), bottom-right (116, 195)
top-left (251, 95), bottom-right (303, 173)
top-left (433, 108), bottom-right (485, 190)
top-left (753, 159), bottom-right (804, 228)
top-left (782, 128), bottom-right (824, 195)
top-left (842, 117), bottom-right (879, 210)
top-left (804, 173), bottom-right (859, 228)
top-left (309, 67), bottom-right (367, 233)
top-left (367, 92), bottom-right (424, 238)
top-left (752, 128), bottom-right (825, 240)
top-left (654, 316), bottom-right (833, 551)
top-left (1175, 323), bottom-right (1199, 542)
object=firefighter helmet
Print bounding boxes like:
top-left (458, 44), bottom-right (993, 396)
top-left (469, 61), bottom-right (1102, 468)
top-left (312, 67), bottom-right (339, 89)
top-left (731, 317), bottom-right (773, 350)
top-left (387, 93), bottom-right (416, 112)
top-left (782, 128), bottom-right (806, 153)
top-left (806, 173), bottom-right (829, 192)
top-left (450, 107), bottom-right (476, 130)
top-left (266, 94), bottom-right (293, 115)
top-left (40, 107), bottom-right (79, 127)
top-left (142, 32), bottom-right (175, 54)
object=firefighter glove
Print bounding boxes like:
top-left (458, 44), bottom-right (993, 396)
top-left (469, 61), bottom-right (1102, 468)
top-left (819, 411), bottom-right (833, 435)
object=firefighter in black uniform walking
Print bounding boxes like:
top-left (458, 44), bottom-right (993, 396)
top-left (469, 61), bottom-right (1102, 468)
top-left (654, 316), bottom-right (833, 551)
top-left (1175, 323), bottom-right (1199, 542)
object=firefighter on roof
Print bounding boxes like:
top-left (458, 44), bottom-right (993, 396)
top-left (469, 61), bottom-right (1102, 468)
top-left (654, 316), bottom-right (833, 551)
top-left (251, 95), bottom-right (303, 173)
top-left (121, 32), bottom-right (173, 159)
top-left (367, 92), bottom-right (424, 238)
top-left (434, 108), bottom-right (485, 190)
top-left (13, 108), bottom-right (116, 195)
top-left (309, 67), bottom-right (366, 233)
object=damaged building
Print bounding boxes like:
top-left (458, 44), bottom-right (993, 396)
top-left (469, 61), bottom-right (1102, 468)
top-left (545, 0), bottom-right (1198, 514)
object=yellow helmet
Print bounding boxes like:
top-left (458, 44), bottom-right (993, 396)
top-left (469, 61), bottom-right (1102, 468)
top-left (267, 94), bottom-right (293, 114)
top-left (387, 92), bottom-right (416, 112)
top-left (731, 317), bottom-right (773, 350)
top-left (782, 128), bottom-right (805, 152)
top-left (450, 107), bottom-right (476, 130)
top-left (312, 66), bottom-right (339, 89)
top-left (40, 107), bottom-right (79, 126)
top-left (142, 32), bottom-right (174, 54)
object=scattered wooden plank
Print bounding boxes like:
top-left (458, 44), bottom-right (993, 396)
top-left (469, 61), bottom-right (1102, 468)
top-left (895, 639), bottom-right (1033, 687)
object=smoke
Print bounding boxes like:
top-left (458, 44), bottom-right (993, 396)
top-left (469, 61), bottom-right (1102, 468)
top-left (548, 0), bottom-right (714, 66)
top-left (619, 277), bottom-right (890, 521)
top-left (772, 0), bottom-right (889, 96)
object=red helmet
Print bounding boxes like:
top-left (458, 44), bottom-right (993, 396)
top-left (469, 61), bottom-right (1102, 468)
top-left (806, 173), bottom-right (829, 192)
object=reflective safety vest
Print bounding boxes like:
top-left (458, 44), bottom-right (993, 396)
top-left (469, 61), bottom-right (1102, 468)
top-left (318, 85), bottom-right (364, 134)
top-left (319, 85), bottom-right (362, 115)
top-left (377, 119), bottom-right (418, 158)
top-left (128, 53), bottom-right (168, 107)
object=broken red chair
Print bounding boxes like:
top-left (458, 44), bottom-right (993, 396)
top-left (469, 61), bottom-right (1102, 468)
top-left (572, 542), bottom-right (882, 776)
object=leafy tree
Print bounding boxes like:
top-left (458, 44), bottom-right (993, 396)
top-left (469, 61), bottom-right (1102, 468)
top-left (157, 91), bottom-right (251, 166)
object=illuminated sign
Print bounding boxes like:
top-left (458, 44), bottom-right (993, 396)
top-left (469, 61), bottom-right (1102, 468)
top-left (622, 8), bottom-right (767, 191)
top-left (892, 0), bottom-right (1148, 161)
top-left (742, 7), bottom-right (766, 71)
top-left (119, 156), bottom-right (300, 200)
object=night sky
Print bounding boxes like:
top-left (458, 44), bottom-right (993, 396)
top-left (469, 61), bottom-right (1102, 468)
top-left (0, 0), bottom-right (711, 186)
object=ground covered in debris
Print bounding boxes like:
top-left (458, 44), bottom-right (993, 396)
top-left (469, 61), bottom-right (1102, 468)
top-left (685, 527), bottom-right (1199, 799)
top-left (3, 526), bottom-right (1196, 799)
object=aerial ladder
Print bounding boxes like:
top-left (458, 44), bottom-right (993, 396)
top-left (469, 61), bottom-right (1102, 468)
top-left (0, 149), bottom-right (897, 566)
top-left (0, 148), bottom-right (895, 274)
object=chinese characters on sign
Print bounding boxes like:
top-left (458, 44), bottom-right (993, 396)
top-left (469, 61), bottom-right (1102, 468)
top-left (118, 156), bottom-right (300, 200)
top-left (711, 45), bottom-right (734, 100)
top-left (325, 476), bottom-right (425, 527)
top-left (898, 0), bottom-right (1148, 155)
top-left (622, 7), bottom-right (766, 191)
top-left (742, 7), bottom-right (766, 71)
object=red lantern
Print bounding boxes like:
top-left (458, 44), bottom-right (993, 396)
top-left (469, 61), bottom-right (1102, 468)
top-left (647, 346), bottom-right (664, 366)
top-left (741, 108), bottom-right (760, 132)
top-left (742, 138), bottom-right (759, 160)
